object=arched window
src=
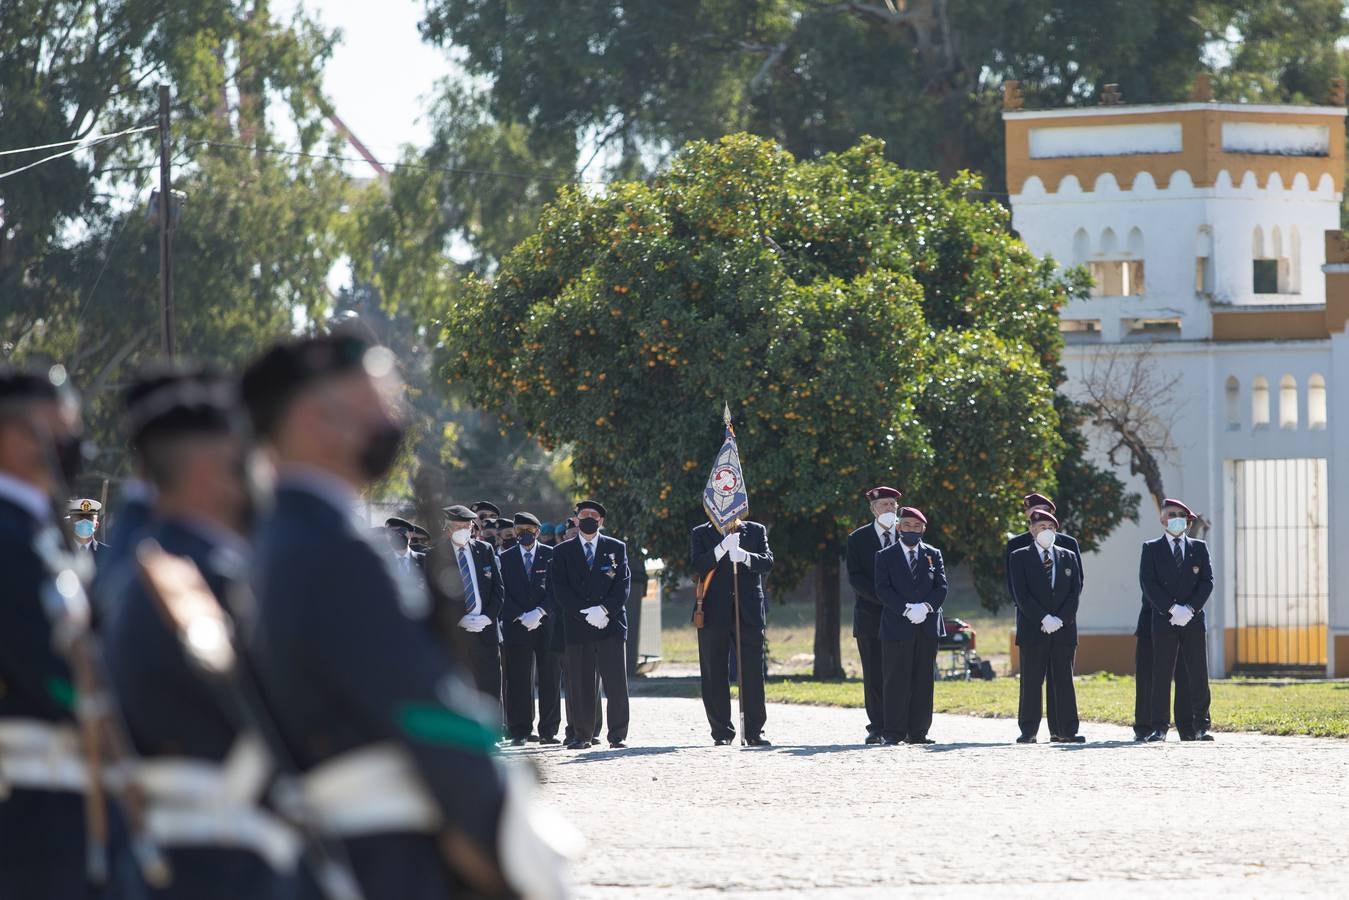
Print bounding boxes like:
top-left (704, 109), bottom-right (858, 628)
top-left (1072, 228), bottom-right (1090, 264)
top-left (1225, 376), bottom-right (1241, 429)
top-left (1279, 375), bottom-right (1298, 429)
top-left (1253, 225), bottom-right (1292, 294)
top-left (1088, 226), bottom-right (1143, 297)
top-left (1289, 225), bottom-right (1302, 294)
top-left (1252, 376), bottom-right (1270, 428)
top-left (1195, 226), bottom-right (1214, 295)
top-left (1308, 374), bottom-right (1327, 429)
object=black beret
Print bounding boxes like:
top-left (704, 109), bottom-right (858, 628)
top-left (127, 378), bottom-right (241, 448)
top-left (575, 499), bottom-right (607, 517)
top-left (469, 500), bottom-right (501, 516)
top-left (385, 517), bottom-right (415, 531)
top-left (443, 504), bottom-right (475, 522)
top-left (494, 517), bottom-right (513, 530)
top-left (409, 523), bottom-right (431, 539)
top-left (0, 365), bottom-right (64, 405)
top-left (513, 512), bottom-right (541, 528)
top-left (121, 360), bottom-right (217, 413)
top-left (240, 333), bottom-right (374, 438)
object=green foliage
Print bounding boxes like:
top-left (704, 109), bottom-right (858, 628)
top-left (439, 134), bottom-right (1076, 602)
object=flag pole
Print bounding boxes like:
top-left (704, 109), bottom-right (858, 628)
top-left (725, 403), bottom-right (748, 747)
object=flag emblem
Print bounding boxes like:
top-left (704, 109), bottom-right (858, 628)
top-left (703, 405), bottom-right (749, 531)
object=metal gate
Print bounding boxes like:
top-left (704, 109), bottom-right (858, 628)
top-left (1231, 458), bottom-right (1329, 671)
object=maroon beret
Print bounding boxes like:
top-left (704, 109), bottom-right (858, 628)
top-left (1029, 509), bottom-right (1059, 527)
top-left (866, 485), bottom-right (902, 502)
top-left (1161, 498), bottom-right (1195, 518)
top-left (1023, 492), bottom-right (1056, 513)
top-left (898, 506), bottom-right (927, 525)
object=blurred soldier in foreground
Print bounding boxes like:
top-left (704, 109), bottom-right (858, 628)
top-left (240, 334), bottom-right (569, 899)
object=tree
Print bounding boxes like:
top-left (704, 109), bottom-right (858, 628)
top-left (438, 134), bottom-right (1077, 676)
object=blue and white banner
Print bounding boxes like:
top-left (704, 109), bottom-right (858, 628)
top-left (702, 405), bottom-right (749, 532)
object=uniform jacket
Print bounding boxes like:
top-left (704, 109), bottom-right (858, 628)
top-left (430, 538), bottom-right (503, 652)
top-left (688, 521), bottom-right (774, 633)
top-left (846, 523), bottom-right (887, 639)
top-left (499, 542), bottom-right (555, 647)
top-left (1139, 534), bottom-right (1214, 633)
top-left (874, 540), bottom-right (949, 641)
top-left (1009, 543), bottom-right (1084, 646)
top-left (1005, 530), bottom-right (1081, 600)
top-left (247, 483), bottom-right (505, 864)
top-left (550, 533), bottom-right (630, 644)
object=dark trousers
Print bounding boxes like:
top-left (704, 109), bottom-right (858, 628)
top-left (501, 637), bottom-right (563, 740)
top-left (880, 634), bottom-right (938, 742)
top-left (564, 636), bottom-right (629, 743)
top-left (1150, 618), bottom-right (1211, 735)
top-left (0, 788), bottom-right (88, 900)
top-left (465, 637), bottom-right (501, 710)
top-left (1018, 639), bottom-right (1079, 738)
top-left (561, 667), bottom-right (601, 743)
top-left (119, 846), bottom-right (282, 900)
top-left (697, 625), bottom-right (767, 741)
top-left (856, 636), bottom-right (884, 737)
top-left (1134, 634), bottom-right (1194, 738)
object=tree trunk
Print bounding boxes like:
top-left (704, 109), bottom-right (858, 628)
top-left (813, 554), bottom-right (844, 680)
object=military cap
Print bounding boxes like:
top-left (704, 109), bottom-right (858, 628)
top-left (513, 512), bottom-right (541, 528)
top-left (69, 498), bottom-right (102, 515)
top-left (0, 365), bottom-right (65, 404)
top-left (240, 333), bottom-right (375, 438)
top-left (469, 500), bottom-right (501, 516)
top-left (489, 517), bottom-right (509, 531)
top-left (1161, 498), bottom-right (1196, 518)
top-left (127, 377), bottom-right (240, 447)
top-left (1029, 508), bottom-right (1059, 527)
top-left (865, 485), bottom-right (902, 502)
top-left (898, 506), bottom-right (927, 525)
top-left (408, 523), bottom-right (431, 539)
top-left (443, 504), bottom-right (476, 523)
top-left (574, 499), bottom-right (607, 517)
top-left (385, 516), bottom-right (415, 532)
top-left (1023, 492), bottom-right (1056, 513)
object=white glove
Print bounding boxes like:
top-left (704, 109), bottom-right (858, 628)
top-left (719, 531), bottom-right (741, 552)
top-left (581, 605), bottom-right (609, 629)
top-left (1040, 614), bottom-right (1062, 634)
top-left (1168, 604), bottom-right (1192, 627)
top-left (1048, 615), bottom-right (1063, 632)
top-left (518, 608), bottom-right (545, 631)
top-left (728, 546), bottom-right (749, 564)
top-left (458, 613), bottom-right (490, 633)
top-left (905, 603), bottom-right (929, 624)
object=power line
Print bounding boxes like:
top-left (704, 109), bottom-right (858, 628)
top-left (0, 124), bottom-right (155, 157)
top-left (0, 124), bottom-right (157, 182)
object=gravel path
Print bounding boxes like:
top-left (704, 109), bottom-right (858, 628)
top-left (513, 696), bottom-right (1349, 899)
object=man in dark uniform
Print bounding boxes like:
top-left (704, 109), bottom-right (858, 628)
top-left (384, 516), bottom-right (425, 576)
top-left (846, 485), bottom-right (902, 744)
top-left (439, 505), bottom-right (505, 704)
top-left (874, 506), bottom-right (947, 745)
top-left (495, 518), bottom-right (517, 552)
top-left (1010, 509), bottom-right (1086, 743)
top-left (408, 522), bottom-right (432, 555)
top-left (562, 516), bottom-right (578, 542)
top-left (499, 512), bottom-right (561, 746)
top-left (1134, 574), bottom-right (1194, 742)
top-left (0, 365), bottom-right (91, 900)
top-left (239, 334), bottom-right (522, 900)
top-left (689, 517), bottom-right (774, 746)
top-left (103, 374), bottom-right (292, 899)
top-left (552, 500), bottom-right (631, 750)
top-left (68, 497), bottom-right (107, 563)
top-left (470, 501), bottom-right (500, 548)
top-left (1004, 493), bottom-right (1082, 729)
top-left (1141, 498), bottom-right (1215, 743)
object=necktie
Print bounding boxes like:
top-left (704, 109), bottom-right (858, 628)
top-left (908, 548), bottom-right (918, 575)
top-left (524, 550), bottom-right (533, 573)
top-left (1173, 538), bottom-right (1183, 568)
top-left (883, 531), bottom-right (892, 549)
top-left (457, 548), bottom-right (477, 614)
top-left (1042, 549), bottom-right (1053, 575)
top-left (401, 554), bottom-right (410, 573)
top-left (584, 541), bottom-right (594, 570)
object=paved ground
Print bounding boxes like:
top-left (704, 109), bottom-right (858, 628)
top-left (511, 696), bottom-right (1349, 899)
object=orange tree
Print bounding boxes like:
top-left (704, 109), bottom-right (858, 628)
top-left (438, 134), bottom-right (1127, 677)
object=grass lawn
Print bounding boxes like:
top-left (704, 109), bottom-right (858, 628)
top-left (635, 673), bottom-right (1349, 739)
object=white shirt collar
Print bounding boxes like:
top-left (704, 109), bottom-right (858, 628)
top-left (278, 465), bottom-right (361, 518)
top-left (0, 472), bottom-right (52, 522)
top-left (579, 532), bottom-right (600, 548)
top-left (1166, 532), bottom-right (1187, 546)
top-left (874, 519), bottom-right (896, 545)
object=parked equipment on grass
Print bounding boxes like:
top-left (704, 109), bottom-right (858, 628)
top-left (936, 617), bottom-right (996, 681)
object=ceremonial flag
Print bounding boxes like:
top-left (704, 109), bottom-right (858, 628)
top-left (703, 403), bottom-right (749, 532)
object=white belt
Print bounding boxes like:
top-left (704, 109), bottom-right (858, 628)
top-left (0, 718), bottom-right (85, 794)
top-left (136, 736), bottom-right (302, 872)
top-left (298, 743), bottom-right (442, 838)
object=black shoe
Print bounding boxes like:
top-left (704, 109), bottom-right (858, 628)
top-left (1178, 733), bottom-right (1198, 742)
top-left (1059, 735), bottom-right (1086, 744)
top-left (1197, 731), bottom-right (1215, 742)
top-left (539, 736), bottom-right (561, 745)
top-left (746, 736), bottom-right (772, 747)
top-left (1133, 732), bottom-right (1149, 743)
top-left (1144, 731), bottom-right (1166, 743)
top-left (588, 738), bottom-right (601, 747)
top-left (713, 738), bottom-right (732, 746)
top-left (1016, 735), bottom-right (1037, 744)
top-left (864, 733), bottom-right (883, 745)
top-left (609, 741), bottom-right (627, 749)
top-left (509, 737), bottom-right (527, 747)
top-left (881, 738), bottom-right (903, 746)
top-left (564, 740), bottom-right (589, 750)
top-left (905, 737), bottom-right (935, 745)
top-left (526, 733), bottom-right (540, 743)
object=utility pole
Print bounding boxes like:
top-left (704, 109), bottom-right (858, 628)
top-left (156, 83), bottom-right (176, 359)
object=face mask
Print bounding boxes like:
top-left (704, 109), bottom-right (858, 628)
top-left (877, 511), bottom-right (897, 529)
top-left (499, 536), bottom-right (516, 550)
top-left (388, 531), bottom-right (409, 552)
top-left (450, 527), bottom-right (471, 546)
top-left (73, 519), bottom-right (96, 539)
top-left (578, 517), bottom-right (600, 536)
top-left (1035, 529), bottom-right (1057, 550)
top-left (358, 420), bottom-right (404, 481)
top-left (1166, 517), bottom-right (1188, 536)
top-left (518, 532), bottom-right (536, 548)
top-left (899, 531), bottom-right (921, 547)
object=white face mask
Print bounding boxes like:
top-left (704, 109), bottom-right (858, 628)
top-left (1034, 529), bottom-right (1057, 550)
top-left (1165, 517), bottom-right (1188, 536)
top-left (877, 511), bottom-right (897, 529)
top-left (450, 528), bottom-right (472, 546)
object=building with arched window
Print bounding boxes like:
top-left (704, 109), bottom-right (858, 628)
top-left (1004, 86), bottom-right (1349, 677)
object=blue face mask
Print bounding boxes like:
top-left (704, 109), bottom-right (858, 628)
top-left (1165, 517), bottom-right (1188, 536)
top-left (899, 531), bottom-right (922, 547)
top-left (73, 519), bottom-right (96, 539)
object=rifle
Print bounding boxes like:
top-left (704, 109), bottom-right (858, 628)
top-left (135, 541), bottom-right (366, 900)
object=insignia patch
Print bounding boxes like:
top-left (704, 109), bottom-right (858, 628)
top-left (80, 499), bottom-right (92, 512)
top-left (1066, 568), bottom-right (1073, 576)
top-left (1192, 565), bottom-right (1200, 574)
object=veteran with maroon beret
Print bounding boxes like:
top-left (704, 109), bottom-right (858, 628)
top-left (846, 485), bottom-right (903, 744)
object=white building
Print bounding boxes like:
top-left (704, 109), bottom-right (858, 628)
top-left (1002, 84), bottom-right (1348, 677)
